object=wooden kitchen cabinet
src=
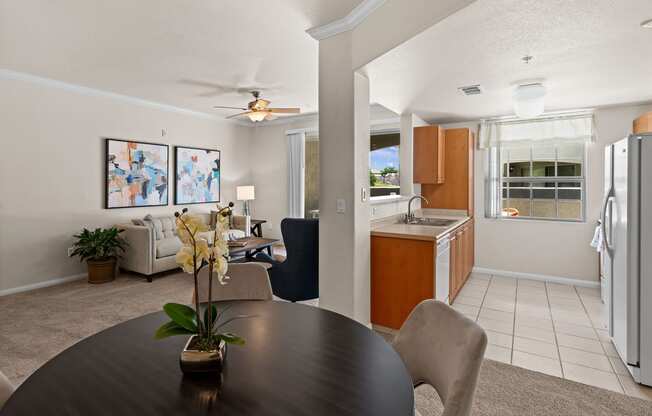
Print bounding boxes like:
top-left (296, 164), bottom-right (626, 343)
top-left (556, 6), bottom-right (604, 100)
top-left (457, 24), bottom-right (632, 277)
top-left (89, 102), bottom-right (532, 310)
top-left (634, 111), bottom-right (652, 134)
top-left (422, 128), bottom-right (474, 216)
top-left (413, 125), bottom-right (445, 184)
top-left (371, 236), bottom-right (435, 330)
top-left (449, 219), bottom-right (475, 303)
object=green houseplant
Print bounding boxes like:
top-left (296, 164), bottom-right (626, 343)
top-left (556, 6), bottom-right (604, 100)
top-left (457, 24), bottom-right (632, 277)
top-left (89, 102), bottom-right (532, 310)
top-left (71, 227), bottom-right (127, 284)
top-left (154, 204), bottom-right (250, 375)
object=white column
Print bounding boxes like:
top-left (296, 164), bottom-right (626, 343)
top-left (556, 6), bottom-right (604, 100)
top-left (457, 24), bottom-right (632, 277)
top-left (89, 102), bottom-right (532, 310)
top-left (318, 31), bottom-right (371, 325)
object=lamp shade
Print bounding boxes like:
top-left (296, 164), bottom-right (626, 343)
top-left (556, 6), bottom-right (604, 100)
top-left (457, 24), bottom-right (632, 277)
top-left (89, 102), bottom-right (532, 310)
top-left (236, 185), bottom-right (255, 201)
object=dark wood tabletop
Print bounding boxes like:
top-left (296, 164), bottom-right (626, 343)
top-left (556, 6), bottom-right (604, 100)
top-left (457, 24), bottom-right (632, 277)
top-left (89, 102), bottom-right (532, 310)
top-left (1, 301), bottom-right (414, 416)
top-left (228, 237), bottom-right (278, 257)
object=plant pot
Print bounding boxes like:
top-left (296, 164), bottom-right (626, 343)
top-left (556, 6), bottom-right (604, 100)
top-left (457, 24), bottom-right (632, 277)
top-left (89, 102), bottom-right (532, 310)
top-left (180, 335), bottom-right (227, 375)
top-left (87, 258), bottom-right (116, 284)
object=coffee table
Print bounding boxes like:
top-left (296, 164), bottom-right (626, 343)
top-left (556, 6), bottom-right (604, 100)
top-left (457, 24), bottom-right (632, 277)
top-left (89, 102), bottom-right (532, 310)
top-left (228, 237), bottom-right (278, 259)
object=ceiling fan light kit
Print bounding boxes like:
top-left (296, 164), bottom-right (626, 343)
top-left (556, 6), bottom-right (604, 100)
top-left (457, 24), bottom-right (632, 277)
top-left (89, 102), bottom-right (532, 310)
top-left (513, 83), bottom-right (546, 118)
top-left (214, 90), bottom-right (300, 122)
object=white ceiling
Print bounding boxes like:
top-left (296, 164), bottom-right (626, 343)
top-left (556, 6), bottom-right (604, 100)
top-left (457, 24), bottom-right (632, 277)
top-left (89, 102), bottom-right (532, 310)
top-left (0, 0), bottom-right (362, 119)
top-left (366, 0), bottom-right (652, 123)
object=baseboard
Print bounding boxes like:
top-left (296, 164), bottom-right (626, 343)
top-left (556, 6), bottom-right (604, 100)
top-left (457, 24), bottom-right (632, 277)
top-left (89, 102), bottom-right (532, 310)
top-left (472, 266), bottom-right (600, 288)
top-left (0, 273), bottom-right (87, 297)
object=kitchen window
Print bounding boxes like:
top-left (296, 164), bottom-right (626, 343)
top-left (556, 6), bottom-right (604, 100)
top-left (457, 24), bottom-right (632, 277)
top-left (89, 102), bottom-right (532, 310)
top-left (482, 112), bottom-right (593, 222)
top-left (370, 132), bottom-right (401, 198)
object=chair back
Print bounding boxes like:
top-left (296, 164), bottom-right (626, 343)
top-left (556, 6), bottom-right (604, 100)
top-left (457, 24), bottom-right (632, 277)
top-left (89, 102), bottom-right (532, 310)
top-left (393, 300), bottom-right (487, 416)
top-left (0, 370), bottom-right (14, 409)
top-left (195, 263), bottom-right (273, 302)
top-left (277, 218), bottom-right (318, 301)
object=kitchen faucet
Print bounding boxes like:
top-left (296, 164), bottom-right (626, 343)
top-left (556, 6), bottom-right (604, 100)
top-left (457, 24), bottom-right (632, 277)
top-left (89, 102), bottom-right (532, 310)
top-left (406, 195), bottom-right (430, 223)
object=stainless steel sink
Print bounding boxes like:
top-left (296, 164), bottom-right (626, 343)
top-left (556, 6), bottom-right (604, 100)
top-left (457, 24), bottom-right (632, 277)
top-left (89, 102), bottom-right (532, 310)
top-left (399, 217), bottom-right (458, 227)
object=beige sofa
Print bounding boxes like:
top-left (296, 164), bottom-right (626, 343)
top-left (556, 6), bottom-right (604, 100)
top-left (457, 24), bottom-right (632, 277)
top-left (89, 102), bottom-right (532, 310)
top-left (119, 212), bottom-right (248, 281)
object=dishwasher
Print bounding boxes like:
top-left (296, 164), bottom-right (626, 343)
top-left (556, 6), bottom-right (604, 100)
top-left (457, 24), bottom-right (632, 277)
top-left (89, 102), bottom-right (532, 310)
top-left (435, 234), bottom-right (450, 304)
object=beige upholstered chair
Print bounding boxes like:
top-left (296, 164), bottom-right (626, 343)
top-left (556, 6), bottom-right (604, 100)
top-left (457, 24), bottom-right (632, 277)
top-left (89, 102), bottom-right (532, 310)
top-left (0, 370), bottom-right (15, 409)
top-left (195, 262), bottom-right (273, 302)
top-left (393, 300), bottom-right (487, 416)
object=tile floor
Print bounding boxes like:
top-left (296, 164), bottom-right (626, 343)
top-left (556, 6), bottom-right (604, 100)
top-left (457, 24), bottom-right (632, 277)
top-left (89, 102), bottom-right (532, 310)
top-left (452, 273), bottom-right (652, 400)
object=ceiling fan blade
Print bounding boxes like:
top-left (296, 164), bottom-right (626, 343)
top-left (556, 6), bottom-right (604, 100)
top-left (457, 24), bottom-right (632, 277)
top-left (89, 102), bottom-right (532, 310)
top-left (226, 111), bottom-right (252, 119)
top-left (213, 105), bottom-right (248, 110)
top-left (268, 108), bottom-right (301, 114)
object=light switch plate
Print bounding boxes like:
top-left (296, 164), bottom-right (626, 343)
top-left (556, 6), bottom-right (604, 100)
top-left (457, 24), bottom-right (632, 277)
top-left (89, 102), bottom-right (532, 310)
top-left (336, 198), bottom-right (346, 213)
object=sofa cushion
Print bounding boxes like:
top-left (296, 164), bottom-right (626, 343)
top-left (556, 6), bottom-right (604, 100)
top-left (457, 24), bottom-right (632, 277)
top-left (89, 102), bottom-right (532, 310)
top-left (224, 229), bottom-right (246, 240)
top-left (156, 237), bottom-right (182, 259)
top-left (143, 215), bottom-right (177, 240)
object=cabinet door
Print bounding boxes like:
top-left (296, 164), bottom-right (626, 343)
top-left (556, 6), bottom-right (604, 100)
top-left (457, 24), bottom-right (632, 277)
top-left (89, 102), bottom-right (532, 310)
top-left (413, 125), bottom-right (445, 184)
top-left (455, 229), bottom-right (464, 298)
top-left (449, 233), bottom-right (458, 301)
top-left (467, 220), bottom-right (475, 279)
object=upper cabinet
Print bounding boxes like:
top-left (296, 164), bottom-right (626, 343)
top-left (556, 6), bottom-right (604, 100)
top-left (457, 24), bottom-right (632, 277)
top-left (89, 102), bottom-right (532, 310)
top-left (634, 112), bottom-right (652, 134)
top-left (421, 128), bottom-right (475, 216)
top-left (413, 125), bottom-right (445, 184)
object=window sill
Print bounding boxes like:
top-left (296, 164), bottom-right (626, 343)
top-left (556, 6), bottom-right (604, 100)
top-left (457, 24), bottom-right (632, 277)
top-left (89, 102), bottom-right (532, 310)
top-left (487, 215), bottom-right (586, 224)
top-left (369, 195), bottom-right (410, 205)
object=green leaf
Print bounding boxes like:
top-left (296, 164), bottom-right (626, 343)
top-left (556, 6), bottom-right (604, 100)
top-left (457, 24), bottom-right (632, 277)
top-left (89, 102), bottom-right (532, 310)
top-left (204, 304), bottom-right (218, 330)
top-left (154, 321), bottom-right (195, 339)
top-left (163, 303), bottom-right (198, 332)
top-left (217, 333), bottom-right (245, 345)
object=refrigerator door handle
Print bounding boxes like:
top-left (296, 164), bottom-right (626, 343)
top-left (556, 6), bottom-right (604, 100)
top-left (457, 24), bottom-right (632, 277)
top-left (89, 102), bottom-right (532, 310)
top-left (601, 192), bottom-right (615, 256)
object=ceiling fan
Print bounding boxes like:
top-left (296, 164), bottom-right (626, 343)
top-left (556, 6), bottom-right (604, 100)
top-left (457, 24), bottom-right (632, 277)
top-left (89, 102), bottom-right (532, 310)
top-left (213, 91), bottom-right (300, 122)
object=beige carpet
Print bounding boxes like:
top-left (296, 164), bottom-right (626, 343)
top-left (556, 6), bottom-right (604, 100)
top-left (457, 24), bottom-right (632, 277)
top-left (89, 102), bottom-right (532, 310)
top-left (1, 272), bottom-right (651, 415)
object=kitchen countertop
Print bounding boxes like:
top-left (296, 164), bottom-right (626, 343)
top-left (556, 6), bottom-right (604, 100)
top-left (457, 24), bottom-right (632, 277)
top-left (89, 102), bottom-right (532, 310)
top-left (370, 209), bottom-right (471, 242)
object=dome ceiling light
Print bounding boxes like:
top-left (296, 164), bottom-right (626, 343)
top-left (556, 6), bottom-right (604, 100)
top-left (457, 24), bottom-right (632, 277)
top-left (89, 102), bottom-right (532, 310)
top-left (513, 82), bottom-right (547, 119)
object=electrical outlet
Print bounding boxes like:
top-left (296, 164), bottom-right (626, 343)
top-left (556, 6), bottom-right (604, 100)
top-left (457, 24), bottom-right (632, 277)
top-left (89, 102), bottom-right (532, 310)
top-left (67, 247), bottom-right (75, 257)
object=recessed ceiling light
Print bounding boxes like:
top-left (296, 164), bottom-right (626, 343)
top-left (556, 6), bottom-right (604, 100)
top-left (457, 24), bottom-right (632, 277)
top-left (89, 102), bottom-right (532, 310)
top-left (642, 19), bottom-right (652, 29)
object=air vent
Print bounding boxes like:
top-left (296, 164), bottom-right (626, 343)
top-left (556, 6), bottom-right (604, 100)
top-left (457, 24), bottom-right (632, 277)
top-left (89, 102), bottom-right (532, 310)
top-left (458, 85), bottom-right (482, 95)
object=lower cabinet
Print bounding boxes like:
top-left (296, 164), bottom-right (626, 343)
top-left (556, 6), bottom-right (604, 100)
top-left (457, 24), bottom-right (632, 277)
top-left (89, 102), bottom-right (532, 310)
top-left (370, 219), bottom-right (475, 330)
top-left (449, 219), bottom-right (474, 302)
top-left (371, 236), bottom-right (435, 330)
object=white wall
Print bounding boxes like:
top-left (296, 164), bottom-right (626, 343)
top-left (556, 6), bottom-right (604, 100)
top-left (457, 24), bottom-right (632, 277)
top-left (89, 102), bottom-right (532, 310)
top-left (249, 110), bottom-right (407, 239)
top-left (0, 75), bottom-right (253, 293)
top-left (448, 102), bottom-right (652, 283)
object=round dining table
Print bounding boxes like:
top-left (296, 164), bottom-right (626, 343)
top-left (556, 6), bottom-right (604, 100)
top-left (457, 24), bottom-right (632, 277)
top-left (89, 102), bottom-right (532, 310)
top-left (1, 301), bottom-right (414, 415)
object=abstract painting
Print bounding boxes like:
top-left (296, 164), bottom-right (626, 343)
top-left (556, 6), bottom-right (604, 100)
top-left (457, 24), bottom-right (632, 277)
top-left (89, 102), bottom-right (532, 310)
top-left (174, 146), bottom-right (221, 205)
top-left (106, 139), bottom-right (169, 208)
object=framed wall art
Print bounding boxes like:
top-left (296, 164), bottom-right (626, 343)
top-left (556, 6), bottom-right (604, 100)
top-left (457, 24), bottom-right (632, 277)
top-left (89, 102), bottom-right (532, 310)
top-left (105, 138), bottom-right (169, 209)
top-left (174, 146), bottom-right (221, 205)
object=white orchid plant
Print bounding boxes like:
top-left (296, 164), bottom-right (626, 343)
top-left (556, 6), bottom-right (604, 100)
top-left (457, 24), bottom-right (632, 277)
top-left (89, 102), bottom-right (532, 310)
top-left (155, 203), bottom-right (248, 351)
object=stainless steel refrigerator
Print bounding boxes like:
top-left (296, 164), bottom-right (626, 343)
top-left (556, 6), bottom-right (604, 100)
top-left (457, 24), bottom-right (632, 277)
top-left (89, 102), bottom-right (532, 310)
top-left (602, 133), bottom-right (652, 386)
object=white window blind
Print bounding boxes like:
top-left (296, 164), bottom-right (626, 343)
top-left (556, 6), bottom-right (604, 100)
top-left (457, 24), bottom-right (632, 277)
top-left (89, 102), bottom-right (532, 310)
top-left (479, 113), bottom-right (595, 149)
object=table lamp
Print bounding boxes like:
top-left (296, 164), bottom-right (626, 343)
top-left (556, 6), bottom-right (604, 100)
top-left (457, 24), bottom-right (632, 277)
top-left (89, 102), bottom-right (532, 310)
top-left (236, 185), bottom-right (255, 216)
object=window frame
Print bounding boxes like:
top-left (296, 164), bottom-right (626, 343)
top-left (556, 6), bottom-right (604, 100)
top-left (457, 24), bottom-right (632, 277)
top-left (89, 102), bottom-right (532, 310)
top-left (487, 142), bottom-right (587, 223)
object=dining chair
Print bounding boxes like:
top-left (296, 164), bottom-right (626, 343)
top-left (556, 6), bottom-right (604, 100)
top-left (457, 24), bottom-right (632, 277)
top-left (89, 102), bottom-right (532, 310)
top-left (254, 218), bottom-right (318, 302)
top-left (194, 262), bottom-right (273, 302)
top-left (393, 300), bottom-right (487, 416)
top-left (0, 370), bottom-right (15, 409)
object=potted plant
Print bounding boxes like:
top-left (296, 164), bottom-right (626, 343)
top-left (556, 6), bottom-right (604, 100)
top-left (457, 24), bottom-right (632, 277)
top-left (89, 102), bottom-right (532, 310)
top-left (71, 227), bottom-right (127, 284)
top-left (154, 205), bottom-right (251, 375)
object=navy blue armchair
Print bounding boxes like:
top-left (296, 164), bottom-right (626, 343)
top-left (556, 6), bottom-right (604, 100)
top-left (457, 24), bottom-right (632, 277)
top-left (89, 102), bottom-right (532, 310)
top-left (255, 218), bottom-right (318, 302)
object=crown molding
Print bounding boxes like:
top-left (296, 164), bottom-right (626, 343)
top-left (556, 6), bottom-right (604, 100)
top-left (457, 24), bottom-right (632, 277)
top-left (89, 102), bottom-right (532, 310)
top-left (307, 0), bottom-right (386, 40)
top-left (0, 68), bottom-right (252, 125)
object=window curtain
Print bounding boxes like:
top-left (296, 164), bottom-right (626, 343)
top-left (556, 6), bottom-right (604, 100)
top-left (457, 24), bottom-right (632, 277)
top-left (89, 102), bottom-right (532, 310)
top-left (287, 132), bottom-right (306, 218)
top-left (479, 113), bottom-right (596, 149)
